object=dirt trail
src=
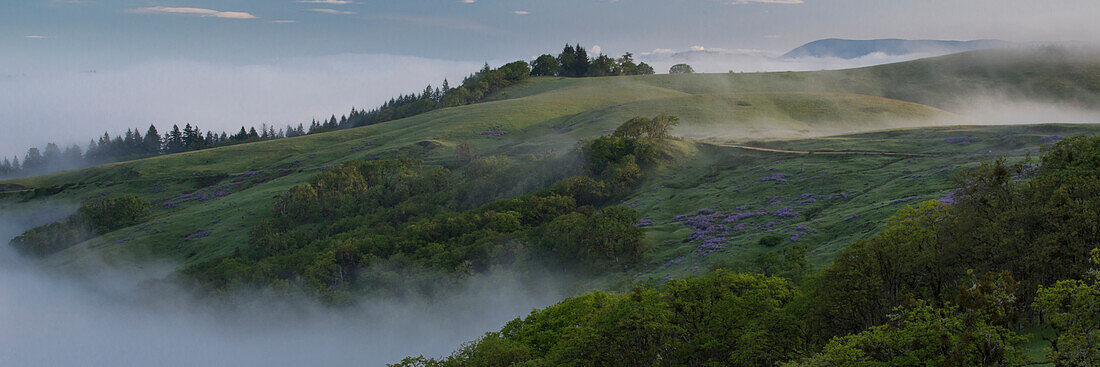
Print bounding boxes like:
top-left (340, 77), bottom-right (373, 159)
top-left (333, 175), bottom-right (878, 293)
top-left (714, 143), bottom-right (940, 157)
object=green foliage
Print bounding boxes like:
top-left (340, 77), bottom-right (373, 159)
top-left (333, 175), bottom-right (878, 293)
top-left (787, 301), bottom-right (1028, 367)
top-left (542, 206), bottom-right (647, 270)
top-left (611, 113), bottom-right (681, 139)
top-left (759, 234), bottom-right (784, 247)
top-left (804, 136), bottom-right (1100, 343)
top-left (186, 157), bottom-right (651, 300)
top-left (9, 215), bottom-right (92, 257)
top-left (669, 64), bottom-right (695, 74)
top-left (498, 61), bottom-right (531, 82)
top-left (9, 195), bottom-right (150, 256)
top-left (78, 195), bottom-right (151, 234)
top-left (400, 271), bottom-right (803, 367)
top-left (529, 54), bottom-right (560, 77)
top-left (532, 44), bottom-right (654, 78)
top-left (1034, 248), bottom-right (1100, 366)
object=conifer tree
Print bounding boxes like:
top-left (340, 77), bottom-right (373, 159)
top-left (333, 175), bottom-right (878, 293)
top-left (144, 125), bottom-right (161, 154)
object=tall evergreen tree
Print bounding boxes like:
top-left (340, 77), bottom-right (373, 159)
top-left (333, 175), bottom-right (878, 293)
top-left (23, 147), bottom-right (45, 172)
top-left (0, 158), bottom-right (12, 176)
top-left (85, 140), bottom-right (99, 163)
top-left (167, 124), bottom-right (184, 153)
top-left (143, 125), bottom-right (161, 154)
top-left (573, 44), bottom-right (590, 76)
top-left (43, 143), bottom-right (61, 166)
top-left (558, 44), bottom-right (577, 77)
top-left (62, 144), bottom-right (83, 165)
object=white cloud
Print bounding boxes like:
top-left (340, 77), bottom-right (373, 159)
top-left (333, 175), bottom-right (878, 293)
top-left (127, 6), bottom-right (257, 19)
top-left (460, 0), bottom-right (476, 3)
top-left (690, 45), bottom-right (706, 51)
top-left (591, 45), bottom-right (602, 54)
top-left (297, 0), bottom-right (354, 4)
top-left (727, 0), bottom-right (804, 4)
top-left (271, 20), bottom-right (298, 24)
top-left (512, 10), bottom-right (529, 15)
top-left (23, 35), bottom-right (53, 39)
top-left (306, 8), bottom-right (355, 15)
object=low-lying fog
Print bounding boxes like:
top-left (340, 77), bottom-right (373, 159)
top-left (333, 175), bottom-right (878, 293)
top-left (0, 209), bottom-right (565, 366)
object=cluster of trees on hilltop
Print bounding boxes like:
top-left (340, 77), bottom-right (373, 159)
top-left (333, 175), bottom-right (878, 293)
top-left (393, 135), bottom-right (1100, 367)
top-left (531, 44), bottom-right (656, 77)
top-left (1, 44), bottom-right (657, 180)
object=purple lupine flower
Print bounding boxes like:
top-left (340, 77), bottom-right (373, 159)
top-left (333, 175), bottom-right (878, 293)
top-left (1039, 135), bottom-right (1064, 144)
top-left (773, 206), bottom-right (799, 218)
top-left (939, 189), bottom-right (960, 205)
top-left (636, 219), bottom-right (656, 227)
top-left (761, 173), bottom-right (791, 184)
top-left (477, 126), bottom-right (508, 136)
top-left (183, 230), bottom-right (213, 242)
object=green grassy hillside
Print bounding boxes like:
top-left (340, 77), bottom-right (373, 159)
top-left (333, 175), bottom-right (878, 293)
top-left (3, 47), bottom-right (1100, 278)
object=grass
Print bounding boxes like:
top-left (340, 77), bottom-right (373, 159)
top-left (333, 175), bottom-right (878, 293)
top-left (3, 47), bottom-right (1100, 276)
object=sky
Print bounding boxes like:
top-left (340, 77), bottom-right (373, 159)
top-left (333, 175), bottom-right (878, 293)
top-left (1, 0), bottom-right (1099, 158)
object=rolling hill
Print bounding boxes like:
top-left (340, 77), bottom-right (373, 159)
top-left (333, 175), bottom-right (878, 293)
top-left (3, 47), bottom-right (1100, 277)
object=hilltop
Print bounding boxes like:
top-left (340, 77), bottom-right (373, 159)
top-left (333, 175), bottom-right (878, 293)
top-left (3, 47), bottom-right (1100, 274)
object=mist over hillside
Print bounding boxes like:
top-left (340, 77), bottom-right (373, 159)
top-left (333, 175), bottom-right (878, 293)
top-left (4, 44), bottom-right (1100, 366)
top-left (0, 209), bottom-right (566, 366)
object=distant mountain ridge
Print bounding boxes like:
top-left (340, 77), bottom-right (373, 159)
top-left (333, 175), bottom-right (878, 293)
top-left (782, 38), bottom-right (1012, 59)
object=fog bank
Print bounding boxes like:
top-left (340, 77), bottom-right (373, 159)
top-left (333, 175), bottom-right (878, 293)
top-left (0, 210), bottom-right (563, 366)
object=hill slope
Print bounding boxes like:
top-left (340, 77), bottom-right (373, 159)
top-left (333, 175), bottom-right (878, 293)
top-left (3, 47), bottom-right (1100, 276)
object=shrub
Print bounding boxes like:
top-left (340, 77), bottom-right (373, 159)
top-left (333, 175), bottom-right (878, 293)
top-left (759, 234), bottom-right (784, 247)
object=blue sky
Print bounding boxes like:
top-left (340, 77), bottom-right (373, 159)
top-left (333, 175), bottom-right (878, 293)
top-left (5, 0), bottom-right (1096, 70)
top-left (1, 0), bottom-right (1098, 158)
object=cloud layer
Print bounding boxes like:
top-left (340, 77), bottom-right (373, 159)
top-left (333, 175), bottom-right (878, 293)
top-left (128, 6), bottom-right (257, 19)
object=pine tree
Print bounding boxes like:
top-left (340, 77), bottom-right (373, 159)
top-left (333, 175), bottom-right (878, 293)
top-left (248, 127), bottom-right (259, 139)
top-left (168, 125), bottom-right (184, 153)
top-left (558, 44), bottom-right (577, 76)
top-left (573, 44), bottom-right (590, 76)
top-left (0, 158), bottom-right (11, 176)
top-left (23, 147), bottom-right (45, 172)
top-left (144, 125), bottom-right (161, 154)
top-left (85, 140), bottom-right (99, 163)
top-left (43, 143), bottom-right (61, 166)
top-left (63, 144), bottom-right (82, 166)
